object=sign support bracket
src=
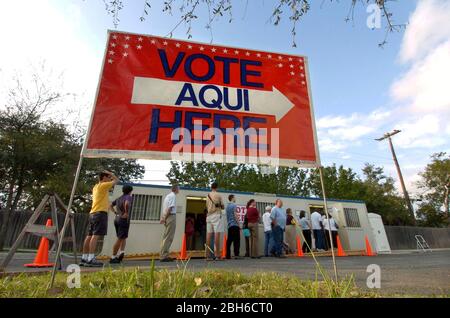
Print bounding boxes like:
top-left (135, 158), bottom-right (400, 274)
top-left (48, 155), bottom-right (84, 289)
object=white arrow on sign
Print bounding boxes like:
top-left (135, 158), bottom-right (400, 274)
top-left (130, 77), bottom-right (294, 122)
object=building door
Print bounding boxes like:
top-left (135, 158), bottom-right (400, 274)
top-left (185, 196), bottom-right (207, 251)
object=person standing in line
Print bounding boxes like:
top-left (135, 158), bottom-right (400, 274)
top-left (243, 214), bottom-right (250, 257)
top-left (262, 206), bottom-right (272, 257)
top-left (109, 184), bottom-right (133, 264)
top-left (81, 170), bottom-right (119, 267)
top-left (185, 215), bottom-right (195, 250)
top-left (246, 199), bottom-right (261, 259)
top-left (322, 213), bottom-right (331, 251)
top-left (270, 199), bottom-right (287, 258)
top-left (284, 208), bottom-right (297, 254)
top-left (299, 210), bottom-right (312, 253)
top-left (311, 209), bottom-right (325, 252)
top-left (159, 185), bottom-right (179, 262)
top-left (329, 214), bottom-right (339, 249)
top-left (225, 194), bottom-right (241, 259)
top-left (205, 182), bottom-right (225, 261)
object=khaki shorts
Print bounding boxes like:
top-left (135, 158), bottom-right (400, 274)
top-left (206, 212), bottom-right (224, 233)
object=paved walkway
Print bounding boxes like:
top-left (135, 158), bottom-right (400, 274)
top-left (1, 250), bottom-right (449, 296)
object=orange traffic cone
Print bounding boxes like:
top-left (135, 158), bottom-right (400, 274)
top-left (336, 235), bottom-right (347, 257)
top-left (24, 219), bottom-right (54, 268)
top-left (221, 234), bottom-right (227, 259)
top-left (364, 235), bottom-right (376, 256)
top-left (296, 236), bottom-right (304, 257)
top-left (177, 233), bottom-right (188, 260)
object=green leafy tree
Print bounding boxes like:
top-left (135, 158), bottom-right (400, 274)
top-left (166, 161), bottom-right (308, 195)
top-left (416, 152), bottom-right (450, 227)
top-left (360, 164), bottom-right (412, 225)
top-left (167, 161), bottom-right (414, 225)
top-left (0, 71), bottom-right (145, 250)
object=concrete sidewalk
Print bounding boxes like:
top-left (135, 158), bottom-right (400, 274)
top-left (1, 250), bottom-right (449, 296)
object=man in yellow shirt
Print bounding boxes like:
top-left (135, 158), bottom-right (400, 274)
top-left (81, 170), bottom-right (119, 267)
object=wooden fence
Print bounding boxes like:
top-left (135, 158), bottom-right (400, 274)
top-left (0, 210), bottom-right (90, 252)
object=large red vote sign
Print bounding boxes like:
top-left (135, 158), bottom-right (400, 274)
top-left (83, 31), bottom-right (320, 167)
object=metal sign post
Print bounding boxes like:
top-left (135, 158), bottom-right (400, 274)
top-left (319, 166), bottom-right (338, 282)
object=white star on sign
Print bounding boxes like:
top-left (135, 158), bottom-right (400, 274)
top-left (151, 39), bottom-right (156, 44)
top-left (302, 81), bottom-right (306, 85)
top-left (278, 56), bottom-right (283, 60)
top-left (245, 52), bottom-right (250, 56)
top-left (278, 63), bottom-right (283, 68)
top-left (176, 43), bottom-right (181, 47)
top-left (211, 48), bottom-right (217, 52)
top-left (137, 45), bottom-right (142, 50)
top-left (124, 44), bottom-right (130, 49)
top-left (290, 71), bottom-right (295, 75)
top-left (200, 46), bottom-right (204, 51)
top-left (234, 50), bottom-right (239, 54)
top-left (123, 52), bottom-right (128, 57)
top-left (267, 54), bottom-right (272, 59)
top-left (300, 73), bottom-right (305, 77)
top-left (289, 64), bottom-right (294, 68)
top-left (112, 35), bottom-right (117, 40)
top-left (188, 45), bottom-right (193, 49)
top-left (110, 43), bottom-right (116, 47)
top-left (223, 49), bottom-right (228, 53)
top-left (300, 66), bottom-right (304, 70)
top-left (163, 41), bottom-right (168, 45)
top-left (108, 59), bottom-right (113, 64)
top-left (299, 58), bottom-right (303, 62)
top-left (288, 57), bottom-right (293, 61)
top-left (125, 36), bottom-right (130, 41)
top-left (138, 37), bottom-right (143, 42)
top-left (109, 50), bottom-right (115, 55)
top-left (256, 53), bottom-right (261, 57)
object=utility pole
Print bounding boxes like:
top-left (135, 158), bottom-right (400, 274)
top-left (375, 130), bottom-right (416, 223)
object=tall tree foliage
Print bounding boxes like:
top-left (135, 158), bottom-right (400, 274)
top-left (167, 161), bottom-right (414, 225)
top-left (416, 152), bottom-right (450, 227)
top-left (0, 71), bottom-right (144, 250)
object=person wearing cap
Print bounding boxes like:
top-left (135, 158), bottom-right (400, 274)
top-left (262, 205), bottom-right (272, 257)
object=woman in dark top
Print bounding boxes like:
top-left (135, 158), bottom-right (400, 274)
top-left (246, 199), bottom-right (261, 258)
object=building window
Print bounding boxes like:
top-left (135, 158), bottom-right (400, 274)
top-left (344, 208), bottom-right (361, 228)
top-left (130, 194), bottom-right (162, 221)
top-left (256, 201), bottom-right (274, 223)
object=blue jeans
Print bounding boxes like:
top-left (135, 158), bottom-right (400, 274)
top-left (270, 225), bottom-right (284, 256)
top-left (264, 230), bottom-right (272, 256)
top-left (313, 229), bottom-right (325, 250)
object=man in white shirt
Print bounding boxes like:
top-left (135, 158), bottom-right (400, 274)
top-left (160, 185), bottom-right (179, 262)
top-left (311, 210), bottom-right (325, 251)
top-left (262, 206), bottom-right (272, 257)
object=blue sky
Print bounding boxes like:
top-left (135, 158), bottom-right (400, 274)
top-left (1, 0), bottom-right (449, 195)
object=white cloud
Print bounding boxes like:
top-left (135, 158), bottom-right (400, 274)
top-left (317, 109), bottom-right (390, 153)
top-left (392, 40), bottom-right (450, 113)
top-left (400, 0), bottom-right (450, 62)
top-left (393, 114), bottom-right (447, 149)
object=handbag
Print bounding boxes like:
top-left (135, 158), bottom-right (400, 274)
top-left (243, 228), bottom-right (251, 237)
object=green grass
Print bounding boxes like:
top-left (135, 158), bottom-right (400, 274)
top-left (0, 261), bottom-right (376, 298)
